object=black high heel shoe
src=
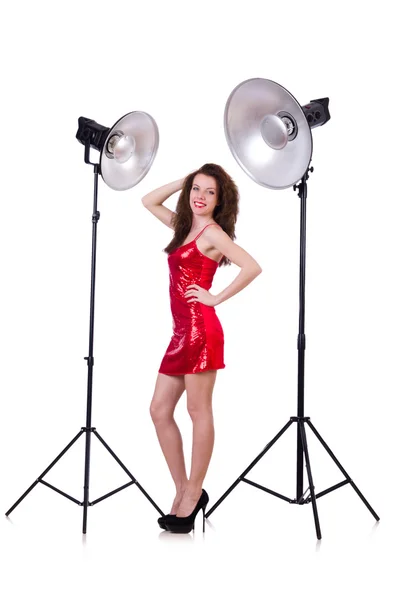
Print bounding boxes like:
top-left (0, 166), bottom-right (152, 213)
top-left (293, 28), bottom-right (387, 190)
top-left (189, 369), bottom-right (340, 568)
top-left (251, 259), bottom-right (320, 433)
top-left (165, 490), bottom-right (209, 534)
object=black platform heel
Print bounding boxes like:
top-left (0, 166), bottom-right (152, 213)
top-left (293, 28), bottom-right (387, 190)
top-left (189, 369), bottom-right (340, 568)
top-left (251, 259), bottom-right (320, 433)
top-left (165, 490), bottom-right (209, 534)
top-left (158, 514), bottom-right (175, 530)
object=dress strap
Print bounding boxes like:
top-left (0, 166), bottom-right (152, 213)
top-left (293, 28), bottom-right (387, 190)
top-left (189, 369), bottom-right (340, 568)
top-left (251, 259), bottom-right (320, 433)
top-left (194, 223), bottom-right (219, 242)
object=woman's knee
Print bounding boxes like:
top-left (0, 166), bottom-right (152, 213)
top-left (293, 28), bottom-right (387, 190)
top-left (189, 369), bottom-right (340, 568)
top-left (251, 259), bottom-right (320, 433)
top-left (187, 398), bottom-right (213, 421)
top-left (150, 398), bottom-right (174, 425)
top-left (149, 373), bottom-right (185, 425)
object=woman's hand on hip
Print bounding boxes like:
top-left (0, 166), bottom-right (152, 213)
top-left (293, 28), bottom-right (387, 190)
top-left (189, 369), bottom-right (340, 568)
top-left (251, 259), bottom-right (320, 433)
top-left (184, 284), bottom-right (218, 307)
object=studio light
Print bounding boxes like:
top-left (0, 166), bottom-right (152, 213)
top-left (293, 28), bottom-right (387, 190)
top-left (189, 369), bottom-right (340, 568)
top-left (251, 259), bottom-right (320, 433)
top-left (206, 79), bottom-right (378, 540)
top-left (76, 111), bottom-right (159, 190)
top-left (7, 111), bottom-right (162, 533)
top-left (224, 78), bottom-right (330, 189)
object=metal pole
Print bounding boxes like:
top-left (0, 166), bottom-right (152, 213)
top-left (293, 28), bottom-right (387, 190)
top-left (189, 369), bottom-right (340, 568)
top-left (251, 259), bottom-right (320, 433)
top-left (82, 163), bottom-right (100, 534)
top-left (295, 169), bottom-right (309, 501)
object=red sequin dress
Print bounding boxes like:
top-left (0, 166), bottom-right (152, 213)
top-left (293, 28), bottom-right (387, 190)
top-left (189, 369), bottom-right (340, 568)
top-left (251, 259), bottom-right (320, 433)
top-left (158, 223), bottom-right (225, 376)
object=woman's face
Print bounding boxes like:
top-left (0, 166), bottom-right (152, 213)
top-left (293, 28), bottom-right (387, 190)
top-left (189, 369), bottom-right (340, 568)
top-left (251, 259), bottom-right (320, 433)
top-left (189, 173), bottom-right (218, 219)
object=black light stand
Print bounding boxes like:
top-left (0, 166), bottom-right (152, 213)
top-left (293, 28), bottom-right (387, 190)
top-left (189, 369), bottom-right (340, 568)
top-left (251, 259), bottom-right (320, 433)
top-left (6, 141), bottom-right (164, 533)
top-left (206, 167), bottom-right (379, 539)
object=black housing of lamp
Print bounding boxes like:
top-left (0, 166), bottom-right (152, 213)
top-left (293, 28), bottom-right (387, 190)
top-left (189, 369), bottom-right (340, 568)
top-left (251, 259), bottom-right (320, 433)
top-left (301, 97), bottom-right (330, 128)
top-left (76, 116), bottom-right (110, 151)
top-left (206, 79), bottom-right (378, 540)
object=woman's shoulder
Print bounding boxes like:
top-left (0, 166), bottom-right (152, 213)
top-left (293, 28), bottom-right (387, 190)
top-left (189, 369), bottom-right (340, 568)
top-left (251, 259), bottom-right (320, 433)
top-left (207, 222), bottom-right (223, 231)
top-left (203, 222), bottom-right (229, 241)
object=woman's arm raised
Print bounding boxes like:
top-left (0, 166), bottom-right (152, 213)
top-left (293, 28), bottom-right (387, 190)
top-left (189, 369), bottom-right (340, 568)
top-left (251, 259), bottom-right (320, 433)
top-left (141, 178), bottom-right (185, 229)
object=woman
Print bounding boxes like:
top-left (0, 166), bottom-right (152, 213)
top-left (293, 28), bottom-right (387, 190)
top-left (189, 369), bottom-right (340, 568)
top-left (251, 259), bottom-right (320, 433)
top-left (142, 163), bottom-right (262, 533)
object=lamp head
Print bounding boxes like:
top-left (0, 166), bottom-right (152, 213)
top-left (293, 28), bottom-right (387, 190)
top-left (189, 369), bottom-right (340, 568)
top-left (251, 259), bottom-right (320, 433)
top-left (76, 112), bottom-right (159, 190)
top-left (224, 79), bottom-right (330, 190)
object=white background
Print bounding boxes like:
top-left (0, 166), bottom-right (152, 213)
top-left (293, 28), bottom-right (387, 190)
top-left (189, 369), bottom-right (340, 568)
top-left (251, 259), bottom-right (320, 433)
top-left (1, 1), bottom-right (395, 598)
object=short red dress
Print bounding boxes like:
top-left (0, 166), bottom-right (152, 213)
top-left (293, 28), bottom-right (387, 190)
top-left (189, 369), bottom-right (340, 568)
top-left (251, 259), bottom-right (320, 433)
top-left (158, 223), bottom-right (225, 376)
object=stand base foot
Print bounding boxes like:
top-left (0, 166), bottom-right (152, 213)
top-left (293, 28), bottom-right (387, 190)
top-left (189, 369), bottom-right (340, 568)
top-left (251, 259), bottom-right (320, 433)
top-left (205, 417), bottom-right (379, 540)
top-left (5, 427), bottom-right (164, 533)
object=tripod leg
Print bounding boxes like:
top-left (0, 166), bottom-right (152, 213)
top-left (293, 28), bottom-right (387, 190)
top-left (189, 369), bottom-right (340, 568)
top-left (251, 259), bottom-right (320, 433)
top-left (306, 420), bottom-right (379, 521)
top-left (206, 419), bottom-right (294, 518)
top-left (5, 430), bottom-right (85, 517)
top-left (299, 421), bottom-right (322, 540)
top-left (93, 430), bottom-right (163, 515)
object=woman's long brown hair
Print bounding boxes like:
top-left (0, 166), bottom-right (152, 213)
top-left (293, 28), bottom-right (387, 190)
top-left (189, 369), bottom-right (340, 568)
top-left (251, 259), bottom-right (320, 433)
top-left (163, 163), bottom-right (239, 267)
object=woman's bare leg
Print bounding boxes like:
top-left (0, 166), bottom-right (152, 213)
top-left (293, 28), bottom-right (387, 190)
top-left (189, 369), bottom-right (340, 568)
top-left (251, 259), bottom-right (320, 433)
top-left (150, 373), bottom-right (188, 513)
top-left (176, 370), bottom-right (217, 517)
